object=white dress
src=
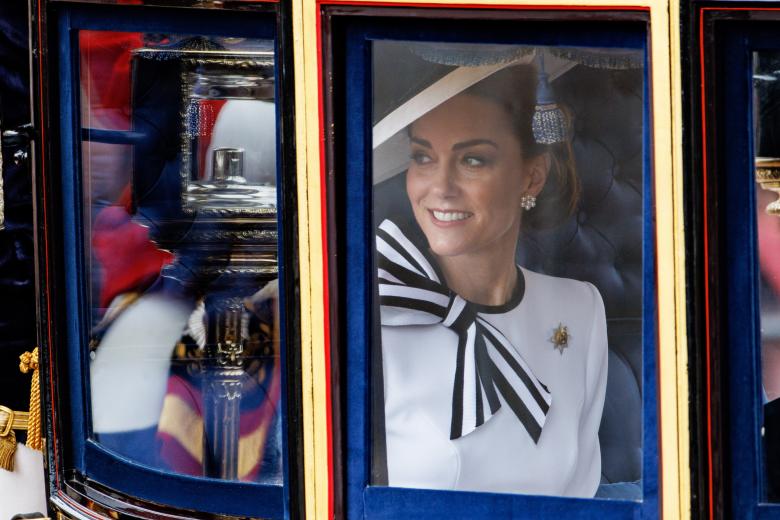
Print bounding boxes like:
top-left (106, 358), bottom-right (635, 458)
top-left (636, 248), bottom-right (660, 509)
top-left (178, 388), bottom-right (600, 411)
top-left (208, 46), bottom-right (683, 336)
top-left (381, 267), bottom-right (608, 498)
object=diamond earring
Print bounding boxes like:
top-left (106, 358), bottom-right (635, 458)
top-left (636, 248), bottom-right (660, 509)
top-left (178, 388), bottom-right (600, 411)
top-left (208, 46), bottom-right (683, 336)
top-left (520, 194), bottom-right (537, 211)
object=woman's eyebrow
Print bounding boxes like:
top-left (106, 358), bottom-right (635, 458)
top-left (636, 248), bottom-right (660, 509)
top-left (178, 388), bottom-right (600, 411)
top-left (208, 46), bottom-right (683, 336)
top-left (410, 136), bottom-right (432, 148)
top-left (452, 139), bottom-right (498, 150)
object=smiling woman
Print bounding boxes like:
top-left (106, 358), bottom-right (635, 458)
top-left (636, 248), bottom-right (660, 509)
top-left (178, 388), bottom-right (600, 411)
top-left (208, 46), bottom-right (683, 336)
top-left (405, 69), bottom-right (574, 306)
top-left (372, 45), bottom-right (613, 498)
top-left (406, 96), bottom-right (532, 305)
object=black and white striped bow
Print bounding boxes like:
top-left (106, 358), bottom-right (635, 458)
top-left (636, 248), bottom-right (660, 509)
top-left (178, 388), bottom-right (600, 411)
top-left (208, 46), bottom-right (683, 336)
top-left (376, 218), bottom-right (552, 442)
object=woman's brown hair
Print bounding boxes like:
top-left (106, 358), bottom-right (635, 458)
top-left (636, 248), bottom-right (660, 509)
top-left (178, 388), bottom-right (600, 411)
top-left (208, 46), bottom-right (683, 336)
top-left (461, 63), bottom-right (580, 231)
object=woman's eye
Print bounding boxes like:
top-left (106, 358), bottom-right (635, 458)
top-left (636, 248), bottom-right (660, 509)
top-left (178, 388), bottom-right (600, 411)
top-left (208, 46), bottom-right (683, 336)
top-left (462, 155), bottom-right (488, 168)
top-left (411, 152), bottom-right (432, 165)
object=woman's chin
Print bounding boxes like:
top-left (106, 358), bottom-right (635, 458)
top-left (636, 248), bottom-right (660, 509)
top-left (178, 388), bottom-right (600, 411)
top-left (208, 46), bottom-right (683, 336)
top-left (424, 239), bottom-right (470, 259)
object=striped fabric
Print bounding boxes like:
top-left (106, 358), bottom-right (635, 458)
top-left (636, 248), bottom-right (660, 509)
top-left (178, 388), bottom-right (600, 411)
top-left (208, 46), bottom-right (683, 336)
top-left (376, 219), bottom-right (552, 442)
top-left (156, 353), bottom-right (282, 482)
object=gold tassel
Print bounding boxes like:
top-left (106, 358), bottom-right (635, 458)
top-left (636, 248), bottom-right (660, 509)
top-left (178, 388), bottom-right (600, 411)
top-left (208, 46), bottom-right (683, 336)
top-left (0, 423), bottom-right (16, 471)
top-left (0, 346), bottom-right (43, 472)
top-left (19, 347), bottom-right (42, 451)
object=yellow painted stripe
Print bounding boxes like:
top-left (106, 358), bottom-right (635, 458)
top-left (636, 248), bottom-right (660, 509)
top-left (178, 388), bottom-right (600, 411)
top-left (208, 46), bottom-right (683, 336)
top-left (668, 0), bottom-right (691, 517)
top-left (646, 1), bottom-right (689, 517)
top-left (293, 0), bottom-right (327, 518)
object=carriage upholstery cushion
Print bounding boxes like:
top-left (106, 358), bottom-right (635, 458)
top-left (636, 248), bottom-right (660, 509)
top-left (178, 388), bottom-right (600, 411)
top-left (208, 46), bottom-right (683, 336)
top-left (519, 65), bottom-right (645, 487)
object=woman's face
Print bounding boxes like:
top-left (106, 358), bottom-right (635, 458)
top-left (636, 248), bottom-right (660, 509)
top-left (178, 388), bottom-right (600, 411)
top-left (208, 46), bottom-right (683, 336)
top-left (406, 93), bottom-right (546, 260)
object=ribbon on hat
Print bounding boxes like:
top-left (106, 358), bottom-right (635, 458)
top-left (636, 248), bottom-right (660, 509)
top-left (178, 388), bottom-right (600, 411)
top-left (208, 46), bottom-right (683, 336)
top-left (376, 218), bottom-right (551, 442)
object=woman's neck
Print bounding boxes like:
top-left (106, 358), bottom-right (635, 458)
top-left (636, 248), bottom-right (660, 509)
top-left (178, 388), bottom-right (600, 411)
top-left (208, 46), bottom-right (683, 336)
top-left (435, 244), bottom-right (519, 307)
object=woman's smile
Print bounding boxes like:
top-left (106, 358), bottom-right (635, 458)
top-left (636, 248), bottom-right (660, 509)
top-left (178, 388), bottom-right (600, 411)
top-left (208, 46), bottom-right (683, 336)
top-left (429, 209), bottom-right (474, 224)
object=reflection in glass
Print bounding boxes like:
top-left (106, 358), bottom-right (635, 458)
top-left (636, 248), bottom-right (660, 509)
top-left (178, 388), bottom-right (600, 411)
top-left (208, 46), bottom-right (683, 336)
top-left (753, 50), bottom-right (780, 501)
top-left (181, 60), bottom-right (277, 211)
top-left (371, 41), bottom-right (645, 500)
top-left (79, 31), bottom-right (281, 483)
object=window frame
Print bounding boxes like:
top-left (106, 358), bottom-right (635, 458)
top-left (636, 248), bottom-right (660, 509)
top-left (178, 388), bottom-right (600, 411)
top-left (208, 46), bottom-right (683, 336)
top-left (297, 2), bottom-right (688, 518)
top-left (35, 3), bottom-right (304, 518)
top-left (695, 6), bottom-right (780, 518)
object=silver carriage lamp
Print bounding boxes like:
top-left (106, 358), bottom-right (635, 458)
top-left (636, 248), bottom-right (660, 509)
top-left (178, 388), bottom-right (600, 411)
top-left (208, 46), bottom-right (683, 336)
top-left (131, 45), bottom-right (278, 480)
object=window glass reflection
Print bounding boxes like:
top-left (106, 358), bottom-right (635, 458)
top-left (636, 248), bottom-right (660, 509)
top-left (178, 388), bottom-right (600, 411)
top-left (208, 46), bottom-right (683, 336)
top-left (80, 30), bottom-right (281, 484)
top-left (371, 41), bottom-right (645, 500)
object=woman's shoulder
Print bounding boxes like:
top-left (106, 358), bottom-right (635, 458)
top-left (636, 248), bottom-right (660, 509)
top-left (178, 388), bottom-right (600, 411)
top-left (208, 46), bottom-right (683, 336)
top-left (519, 266), bottom-right (604, 309)
top-left (517, 267), bottom-right (608, 375)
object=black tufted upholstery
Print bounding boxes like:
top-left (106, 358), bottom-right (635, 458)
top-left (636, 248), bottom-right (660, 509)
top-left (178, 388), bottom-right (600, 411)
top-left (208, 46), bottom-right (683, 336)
top-left (520, 65), bottom-right (644, 487)
top-left (373, 64), bottom-right (645, 490)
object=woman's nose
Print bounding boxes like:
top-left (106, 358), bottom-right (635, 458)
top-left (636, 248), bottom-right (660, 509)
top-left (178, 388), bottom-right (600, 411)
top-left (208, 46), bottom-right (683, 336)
top-left (429, 161), bottom-right (459, 197)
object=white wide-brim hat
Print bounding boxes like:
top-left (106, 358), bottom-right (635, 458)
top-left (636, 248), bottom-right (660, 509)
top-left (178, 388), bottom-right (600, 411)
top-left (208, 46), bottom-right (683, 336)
top-left (371, 43), bottom-right (642, 185)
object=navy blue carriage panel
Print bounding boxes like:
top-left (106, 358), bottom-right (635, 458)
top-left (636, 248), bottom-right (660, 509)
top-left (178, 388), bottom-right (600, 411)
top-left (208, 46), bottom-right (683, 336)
top-left (331, 7), bottom-right (658, 519)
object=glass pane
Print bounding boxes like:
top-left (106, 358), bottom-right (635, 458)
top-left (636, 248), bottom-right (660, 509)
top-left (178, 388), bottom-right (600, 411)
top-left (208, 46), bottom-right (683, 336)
top-left (371, 41), bottom-right (645, 500)
top-left (753, 50), bottom-right (780, 502)
top-left (80, 30), bottom-right (282, 484)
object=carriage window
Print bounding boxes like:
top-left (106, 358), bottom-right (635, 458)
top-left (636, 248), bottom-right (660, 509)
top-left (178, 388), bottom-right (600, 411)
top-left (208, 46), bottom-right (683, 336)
top-left (79, 30), bottom-right (282, 484)
top-left (754, 49), bottom-right (780, 502)
top-left (371, 40), bottom-right (645, 500)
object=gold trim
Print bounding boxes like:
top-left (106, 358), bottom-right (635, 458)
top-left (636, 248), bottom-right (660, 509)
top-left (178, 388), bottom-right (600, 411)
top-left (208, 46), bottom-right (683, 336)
top-left (755, 159), bottom-right (780, 214)
top-left (0, 405), bottom-right (29, 434)
top-left (756, 167), bottom-right (780, 183)
top-left (19, 347), bottom-right (42, 451)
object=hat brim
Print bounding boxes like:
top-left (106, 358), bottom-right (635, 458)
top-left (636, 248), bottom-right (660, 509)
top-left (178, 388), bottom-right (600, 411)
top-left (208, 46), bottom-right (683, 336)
top-left (372, 46), bottom-right (581, 185)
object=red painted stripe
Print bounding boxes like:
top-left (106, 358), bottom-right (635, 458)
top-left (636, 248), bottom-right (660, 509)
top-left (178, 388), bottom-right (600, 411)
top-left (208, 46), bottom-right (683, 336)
top-left (56, 491), bottom-right (104, 520)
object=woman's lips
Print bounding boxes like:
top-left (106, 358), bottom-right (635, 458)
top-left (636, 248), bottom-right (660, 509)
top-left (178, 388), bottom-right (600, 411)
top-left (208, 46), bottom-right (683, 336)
top-left (429, 209), bottom-right (473, 225)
